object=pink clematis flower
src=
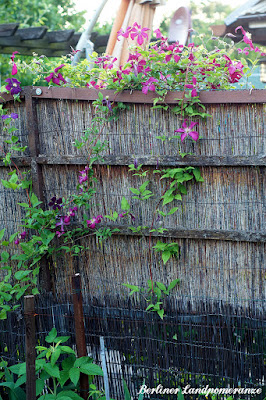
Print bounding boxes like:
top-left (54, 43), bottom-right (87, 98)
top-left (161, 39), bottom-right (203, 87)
top-left (142, 77), bottom-right (158, 95)
top-left (11, 51), bottom-right (19, 75)
top-left (175, 120), bottom-right (199, 142)
top-left (235, 26), bottom-right (254, 51)
top-left (130, 23), bottom-right (150, 46)
top-left (185, 76), bottom-right (198, 97)
top-left (45, 64), bottom-right (67, 86)
top-left (87, 215), bottom-right (103, 229)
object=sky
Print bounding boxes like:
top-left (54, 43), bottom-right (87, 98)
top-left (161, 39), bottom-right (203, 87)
top-left (75, 0), bottom-right (246, 28)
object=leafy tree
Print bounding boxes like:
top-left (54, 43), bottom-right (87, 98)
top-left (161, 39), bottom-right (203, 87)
top-left (0, 0), bottom-right (85, 31)
top-left (0, 0), bottom-right (85, 84)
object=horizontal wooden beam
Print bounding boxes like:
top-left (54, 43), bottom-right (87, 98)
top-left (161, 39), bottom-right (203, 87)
top-left (0, 23), bottom-right (19, 37)
top-left (28, 87), bottom-right (266, 104)
top-left (16, 27), bottom-right (48, 40)
top-left (0, 155), bottom-right (265, 167)
top-left (36, 155), bottom-right (266, 167)
top-left (100, 224), bottom-right (266, 243)
top-left (1, 87), bottom-right (266, 105)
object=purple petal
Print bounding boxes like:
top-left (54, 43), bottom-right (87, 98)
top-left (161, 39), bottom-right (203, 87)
top-left (189, 131), bottom-right (199, 141)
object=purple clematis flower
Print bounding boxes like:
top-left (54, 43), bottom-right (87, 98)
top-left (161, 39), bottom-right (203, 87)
top-left (48, 196), bottom-right (63, 210)
top-left (1, 113), bottom-right (18, 120)
top-left (78, 166), bottom-right (89, 184)
top-left (175, 120), bottom-right (199, 142)
top-left (5, 78), bottom-right (22, 95)
top-left (45, 64), bottom-right (67, 86)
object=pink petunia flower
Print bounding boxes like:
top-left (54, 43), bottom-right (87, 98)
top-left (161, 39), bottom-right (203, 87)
top-left (175, 120), bottom-right (199, 142)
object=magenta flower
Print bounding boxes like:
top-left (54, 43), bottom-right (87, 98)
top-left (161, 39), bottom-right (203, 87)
top-left (175, 120), bottom-right (199, 142)
top-left (78, 166), bottom-right (89, 184)
top-left (224, 55), bottom-right (244, 83)
top-left (45, 65), bottom-right (66, 86)
top-left (87, 215), bottom-right (103, 229)
top-left (117, 26), bottom-right (132, 40)
top-left (11, 51), bottom-right (19, 75)
top-left (5, 78), bottom-right (22, 95)
top-left (154, 28), bottom-right (163, 39)
top-left (235, 26), bottom-right (254, 51)
top-left (185, 76), bottom-right (198, 97)
top-left (130, 23), bottom-right (150, 46)
top-left (142, 77), bottom-right (158, 95)
top-left (1, 113), bottom-right (18, 120)
top-left (14, 231), bottom-right (27, 245)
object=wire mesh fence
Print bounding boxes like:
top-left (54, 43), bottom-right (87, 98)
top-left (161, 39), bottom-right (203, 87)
top-left (0, 293), bottom-right (265, 400)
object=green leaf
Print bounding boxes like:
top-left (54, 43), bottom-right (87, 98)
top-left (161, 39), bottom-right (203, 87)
top-left (36, 379), bottom-right (45, 396)
top-left (193, 168), bottom-right (204, 182)
top-left (54, 335), bottom-right (70, 344)
top-left (157, 309), bottom-right (164, 319)
top-left (168, 278), bottom-right (180, 291)
top-left (156, 282), bottom-right (167, 292)
top-left (14, 374), bottom-right (26, 388)
top-left (51, 348), bottom-right (61, 366)
top-left (69, 367), bottom-right (80, 386)
top-left (74, 356), bottom-right (93, 368)
top-left (14, 270), bottom-right (31, 280)
top-left (122, 379), bottom-right (131, 400)
top-left (129, 187), bottom-right (140, 195)
top-left (79, 364), bottom-right (103, 376)
top-left (167, 207), bottom-right (179, 215)
top-left (0, 229), bottom-right (5, 240)
top-left (139, 181), bottom-right (149, 193)
top-left (45, 328), bottom-right (57, 343)
top-left (121, 196), bottom-right (130, 211)
top-left (57, 392), bottom-right (84, 400)
top-left (60, 346), bottom-right (76, 355)
top-left (1, 251), bottom-right (9, 262)
top-left (162, 251), bottom-right (171, 264)
top-left (43, 363), bottom-right (60, 379)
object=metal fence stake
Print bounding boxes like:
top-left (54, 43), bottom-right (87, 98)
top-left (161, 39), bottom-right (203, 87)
top-left (24, 295), bottom-right (36, 400)
top-left (100, 336), bottom-right (110, 400)
top-left (72, 273), bottom-right (89, 399)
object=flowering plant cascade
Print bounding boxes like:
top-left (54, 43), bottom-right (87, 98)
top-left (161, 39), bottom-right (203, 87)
top-left (0, 24), bottom-right (264, 320)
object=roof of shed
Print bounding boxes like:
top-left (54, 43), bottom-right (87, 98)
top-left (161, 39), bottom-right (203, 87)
top-left (225, 0), bottom-right (266, 25)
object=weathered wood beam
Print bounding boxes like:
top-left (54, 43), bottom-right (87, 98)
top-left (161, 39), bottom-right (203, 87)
top-left (45, 30), bottom-right (75, 43)
top-left (0, 155), bottom-right (265, 167)
top-left (16, 27), bottom-right (48, 40)
top-left (105, 224), bottom-right (266, 243)
top-left (36, 155), bottom-right (266, 167)
top-left (0, 23), bottom-right (19, 37)
top-left (29, 86), bottom-right (266, 104)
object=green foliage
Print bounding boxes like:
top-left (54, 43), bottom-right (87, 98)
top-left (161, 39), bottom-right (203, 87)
top-left (123, 278), bottom-right (180, 319)
top-left (0, 328), bottom-right (103, 399)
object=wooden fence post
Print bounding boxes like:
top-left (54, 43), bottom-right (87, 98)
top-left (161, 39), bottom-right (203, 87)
top-left (24, 295), bottom-right (36, 400)
top-left (72, 273), bottom-right (89, 399)
top-left (24, 87), bottom-right (52, 293)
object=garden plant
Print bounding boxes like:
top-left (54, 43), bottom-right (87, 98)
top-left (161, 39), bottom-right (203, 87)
top-left (0, 22), bottom-right (265, 399)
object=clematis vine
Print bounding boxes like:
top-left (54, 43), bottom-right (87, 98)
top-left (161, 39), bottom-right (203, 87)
top-left (175, 120), bottom-right (199, 142)
top-left (45, 65), bottom-right (67, 86)
top-left (5, 78), bottom-right (22, 95)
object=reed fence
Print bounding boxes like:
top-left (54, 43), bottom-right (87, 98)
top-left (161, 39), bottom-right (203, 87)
top-left (0, 87), bottom-right (265, 396)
